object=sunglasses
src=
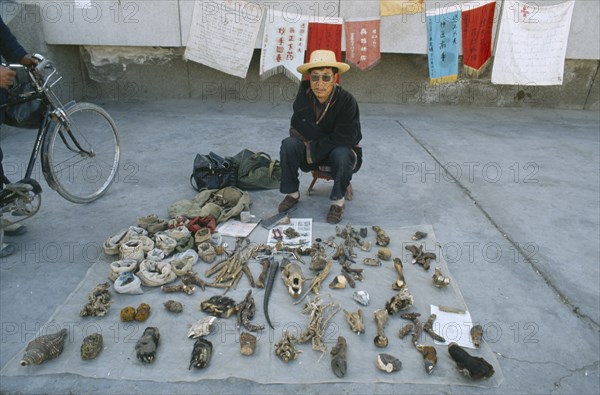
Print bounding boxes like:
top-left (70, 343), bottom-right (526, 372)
top-left (310, 74), bottom-right (334, 82)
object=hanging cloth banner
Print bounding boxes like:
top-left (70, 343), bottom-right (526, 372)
top-left (380, 0), bottom-right (424, 16)
top-left (260, 9), bottom-right (309, 82)
top-left (305, 17), bottom-right (343, 80)
top-left (184, 0), bottom-right (263, 79)
top-left (491, 0), bottom-right (574, 86)
top-left (344, 18), bottom-right (381, 71)
top-left (461, 0), bottom-right (496, 78)
top-left (426, 8), bottom-right (461, 85)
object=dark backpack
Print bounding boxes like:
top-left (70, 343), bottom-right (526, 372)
top-left (232, 149), bottom-right (281, 190)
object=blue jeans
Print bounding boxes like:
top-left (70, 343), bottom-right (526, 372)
top-left (279, 137), bottom-right (355, 201)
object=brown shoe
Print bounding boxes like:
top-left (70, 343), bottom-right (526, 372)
top-left (327, 204), bottom-right (344, 224)
top-left (278, 195), bottom-right (299, 213)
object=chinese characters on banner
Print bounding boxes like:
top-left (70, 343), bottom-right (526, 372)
top-left (491, 0), bottom-right (575, 85)
top-left (380, 0), bottom-right (424, 16)
top-left (426, 8), bottom-right (461, 85)
top-left (184, 0), bottom-right (262, 79)
top-left (306, 17), bottom-right (343, 80)
top-left (260, 9), bottom-right (309, 82)
top-left (345, 18), bottom-right (381, 71)
top-left (462, 1), bottom-right (496, 78)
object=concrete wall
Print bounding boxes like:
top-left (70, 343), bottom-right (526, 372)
top-left (2, 1), bottom-right (599, 110)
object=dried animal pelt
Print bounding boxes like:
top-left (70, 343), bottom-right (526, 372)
top-left (80, 282), bottom-right (112, 317)
top-left (448, 342), bottom-right (495, 379)
top-left (20, 329), bottom-right (68, 366)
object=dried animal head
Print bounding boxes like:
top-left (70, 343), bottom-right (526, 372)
top-left (281, 262), bottom-right (304, 298)
top-left (188, 316), bottom-right (218, 338)
top-left (20, 329), bottom-right (68, 366)
top-left (343, 309), bottom-right (365, 334)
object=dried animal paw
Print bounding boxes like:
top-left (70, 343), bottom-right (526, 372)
top-left (189, 338), bottom-right (213, 369)
top-left (135, 327), bottom-right (160, 364)
top-left (376, 353), bottom-right (401, 373)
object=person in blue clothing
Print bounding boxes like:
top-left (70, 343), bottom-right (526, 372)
top-left (1, 15), bottom-right (38, 257)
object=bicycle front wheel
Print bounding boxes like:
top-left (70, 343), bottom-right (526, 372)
top-left (42, 102), bottom-right (120, 203)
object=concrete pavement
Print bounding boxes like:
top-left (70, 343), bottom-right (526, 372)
top-left (0, 100), bottom-right (598, 394)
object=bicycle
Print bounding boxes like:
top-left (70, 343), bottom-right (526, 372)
top-left (0, 54), bottom-right (121, 222)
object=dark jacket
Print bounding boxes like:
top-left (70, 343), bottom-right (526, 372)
top-left (1, 15), bottom-right (27, 124)
top-left (290, 80), bottom-right (362, 166)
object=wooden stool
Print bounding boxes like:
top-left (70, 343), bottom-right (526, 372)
top-left (307, 169), bottom-right (353, 200)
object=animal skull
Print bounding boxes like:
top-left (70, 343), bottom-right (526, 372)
top-left (281, 262), bottom-right (304, 298)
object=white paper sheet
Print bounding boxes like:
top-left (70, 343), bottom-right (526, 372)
top-left (431, 304), bottom-right (476, 349)
top-left (266, 218), bottom-right (312, 247)
top-left (217, 219), bottom-right (259, 238)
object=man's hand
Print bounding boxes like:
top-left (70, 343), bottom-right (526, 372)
top-left (0, 66), bottom-right (17, 89)
top-left (20, 54), bottom-right (39, 66)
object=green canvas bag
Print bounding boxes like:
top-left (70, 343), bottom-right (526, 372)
top-left (232, 149), bottom-right (281, 190)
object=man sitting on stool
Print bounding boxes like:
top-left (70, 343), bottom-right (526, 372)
top-left (278, 50), bottom-right (362, 224)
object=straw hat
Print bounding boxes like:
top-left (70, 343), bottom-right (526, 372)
top-left (297, 50), bottom-right (350, 75)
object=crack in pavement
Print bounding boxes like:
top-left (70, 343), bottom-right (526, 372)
top-left (395, 120), bottom-right (600, 331)
top-left (550, 360), bottom-right (600, 394)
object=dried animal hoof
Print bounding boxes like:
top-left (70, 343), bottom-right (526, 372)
top-left (329, 275), bottom-right (347, 289)
top-left (376, 353), bottom-right (401, 373)
top-left (432, 266), bottom-right (450, 287)
top-left (385, 288), bottom-right (414, 315)
top-left (274, 331), bottom-right (300, 362)
top-left (412, 231), bottom-right (427, 240)
top-left (135, 327), bottom-right (160, 364)
top-left (200, 295), bottom-right (236, 318)
top-left (353, 290), bottom-right (370, 306)
top-left (189, 338), bottom-right (213, 369)
top-left (448, 342), bottom-right (495, 379)
top-left (120, 306), bottom-right (136, 322)
top-left (416, 344), bottom-right (437, 374)
top-left (344, 309), bottom-right (365, 334)
top-left (330, 336), bottom-right (347, 378)
top-left (20, 329), bottom-right (68, 366)
top-left (281, 262), bottom-right (304, 298)
top-left (80, 282), bottom-right (112, 318)
top-left (197, 242), bottom-right (217, 263)
top-left (405, 244), bottom-right (436, 270)
top-left (377, 247), bottom-right (392, 261)
top-left (135, 303), bottom-right (151, 322)
top-left (80, 333), bottom-right (103, 360)
top-left (188, 316), bottom-right (218, 338)
top-left (373, 309), bottom-right (389, 348)
top-left (163, 300), bottom-right (183, 313)
top-left (240, 331), bottom-right (257, 356)
top-left (363, 257), bottom-right (381, 266)
top-left (470, 325), bottom-right (483, 348)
